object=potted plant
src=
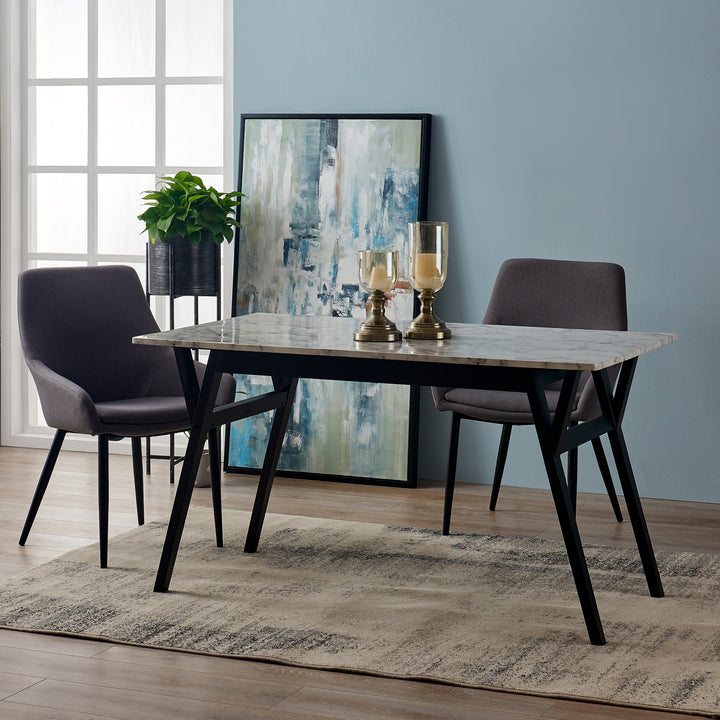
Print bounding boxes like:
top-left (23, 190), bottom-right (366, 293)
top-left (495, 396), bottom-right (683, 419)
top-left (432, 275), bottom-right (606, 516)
top-left (138, 171), bottom-right (244, 297)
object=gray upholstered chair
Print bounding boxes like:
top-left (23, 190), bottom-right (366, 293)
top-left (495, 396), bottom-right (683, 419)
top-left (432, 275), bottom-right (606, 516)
top-left (432, 258), bottom-right (626, 535)
top-left (17, 265), bottom-right (236, 566)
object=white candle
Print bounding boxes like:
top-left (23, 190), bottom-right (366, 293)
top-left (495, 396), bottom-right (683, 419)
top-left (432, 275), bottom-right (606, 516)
top-left (368, 265), bottom-right (393, 292)
top-left (413, 252), bottom-right (443, 290)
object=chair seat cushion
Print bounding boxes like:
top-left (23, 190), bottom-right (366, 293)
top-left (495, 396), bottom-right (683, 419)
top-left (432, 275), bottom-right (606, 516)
top-left (438, 387), bottom-right (580, 424)
top-left (95, 396), bottom-right (191, 435)
top-left (94, 374), bottom-right (236, 437)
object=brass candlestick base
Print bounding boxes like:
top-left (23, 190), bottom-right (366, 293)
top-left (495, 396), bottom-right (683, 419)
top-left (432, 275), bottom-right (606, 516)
top-left (354, 289), bottom-right (402, 342)
top-left (404, 289), bottom-right (452, 340)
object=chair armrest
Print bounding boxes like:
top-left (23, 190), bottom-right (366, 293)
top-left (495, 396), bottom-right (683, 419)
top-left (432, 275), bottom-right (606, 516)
top-left (430, 386), bottom-right (452, 408)
top-left (26, 359), bottom-right (100, 434)
top-left (144, 356), bottom-right (236, 407)
top-left (194, 360), bottom-right (237, 405)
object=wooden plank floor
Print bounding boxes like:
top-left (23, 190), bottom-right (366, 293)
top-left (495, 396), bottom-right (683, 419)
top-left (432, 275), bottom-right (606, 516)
top-left (1, 444), bottom-right (717, 719)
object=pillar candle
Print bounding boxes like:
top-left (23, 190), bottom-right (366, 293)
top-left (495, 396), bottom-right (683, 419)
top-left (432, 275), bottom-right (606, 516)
top-left (413, 253), bottom-right (443, 290)
top-left (368, 265), bottom-right (393, 292)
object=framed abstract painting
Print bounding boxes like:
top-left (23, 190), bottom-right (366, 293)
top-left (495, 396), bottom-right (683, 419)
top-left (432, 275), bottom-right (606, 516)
top-left (226, 114), bottom-right (431, 485)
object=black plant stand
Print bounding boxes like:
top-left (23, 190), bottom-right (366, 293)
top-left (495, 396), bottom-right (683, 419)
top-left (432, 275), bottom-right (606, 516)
top-left (145, 240), bottom-right (222, 482)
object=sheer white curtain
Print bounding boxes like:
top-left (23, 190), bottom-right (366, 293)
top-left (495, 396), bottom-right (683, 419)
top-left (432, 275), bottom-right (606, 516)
top-left (0, 0), bottom-right (234, 450)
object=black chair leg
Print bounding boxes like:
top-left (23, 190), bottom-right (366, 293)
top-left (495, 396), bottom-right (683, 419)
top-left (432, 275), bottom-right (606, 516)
top-left (567, 447), bottom-right (578, 514)
top-left (208, 428), bottom-right (223, 547)
top-left (443, 413), bottom-right (462, 535)
top-left (489, 423), bottom-right (512, 511)
top-left (169, 433), bottom-right (175, 484)
top-left (98, 435), bottom-right (110, 568)
top-left (592, 437), bottom-right (623, 522)
top-left (145, 433), bottom-right (177, 485)
top-left (131, 437), bottom-right (145, 526)
top-left (19, 429), bottom-right (66, 546)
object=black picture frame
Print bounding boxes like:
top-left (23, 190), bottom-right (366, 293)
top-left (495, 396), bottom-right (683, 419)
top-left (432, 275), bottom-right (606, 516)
top-left (225, 113), bottom-right (431, 486)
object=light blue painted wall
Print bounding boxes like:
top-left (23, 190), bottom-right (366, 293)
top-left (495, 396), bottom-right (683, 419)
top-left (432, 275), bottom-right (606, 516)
top-left (233, 0), bottom-right (720, 502)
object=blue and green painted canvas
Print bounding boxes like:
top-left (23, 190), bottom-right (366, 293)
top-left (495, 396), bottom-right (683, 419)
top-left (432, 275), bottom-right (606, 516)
top-left (228, 116), bottom-right (427, 482)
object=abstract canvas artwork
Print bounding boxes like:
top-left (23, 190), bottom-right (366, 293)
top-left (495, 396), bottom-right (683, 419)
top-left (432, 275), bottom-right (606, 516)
top-left (227, 114), bottom-right (431, 483)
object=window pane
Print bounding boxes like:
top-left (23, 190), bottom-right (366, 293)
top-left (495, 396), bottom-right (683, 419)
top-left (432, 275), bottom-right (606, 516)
top-left (98, 261), bottom-right (146, 287)
top-left (30, 87), bottom-right (88, 165)
top-left (98, 0), bottom-right (155, 78)
top-left (30, 174), bottom-right (87, 253)
top-left (165, 85), bottom-right (223, 167)
top-left (171, 296), bottom-right (220, 331)
top-left (28, 259), bottom-right (90, 269)
top-left (166, 0), bottom-right (223, 77)
top-left (29, 0), bottom-right (88, 78)
top-left (97, 86), bottom-right (155, 165)
top-left (98, 174), bottom-right (156, 254)
top-left (201, 174), bottom-right (225, 191)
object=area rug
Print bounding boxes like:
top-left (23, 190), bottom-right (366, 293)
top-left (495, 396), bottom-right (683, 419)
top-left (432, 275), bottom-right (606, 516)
top-left (2, 509), bottom-right (720, 717)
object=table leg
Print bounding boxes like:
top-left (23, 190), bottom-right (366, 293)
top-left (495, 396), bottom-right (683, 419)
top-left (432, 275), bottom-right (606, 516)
top-left (592, 363), bottom-right (663, 597)
top-left (154, 350), bottom-right (222, 592)
top-left (208, 426), bottom-right (222, 548)
top-left (244, 376), bottom-right (299, 553)
top-left (524, 369), bottom-right (606, 646)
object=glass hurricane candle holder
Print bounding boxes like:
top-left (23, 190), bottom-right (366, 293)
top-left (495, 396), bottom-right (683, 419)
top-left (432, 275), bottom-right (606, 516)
top-left (353, 250), bottom-right (402, 342)
top-left (404, 221), bottom-right (452, 340)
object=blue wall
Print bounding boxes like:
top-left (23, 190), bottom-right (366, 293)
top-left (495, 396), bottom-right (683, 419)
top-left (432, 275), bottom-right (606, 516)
top-left (234, 0), bottom-right (720, 502)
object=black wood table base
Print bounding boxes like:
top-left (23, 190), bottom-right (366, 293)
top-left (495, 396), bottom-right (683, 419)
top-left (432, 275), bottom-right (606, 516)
top-left (139, 316), bottom-right (675, 646)
top-left (152, 350), bottom-right (662, 647)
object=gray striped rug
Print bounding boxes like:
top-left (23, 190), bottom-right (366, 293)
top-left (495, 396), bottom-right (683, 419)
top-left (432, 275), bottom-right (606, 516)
top-left (2, 508), bottom-right (719, 716)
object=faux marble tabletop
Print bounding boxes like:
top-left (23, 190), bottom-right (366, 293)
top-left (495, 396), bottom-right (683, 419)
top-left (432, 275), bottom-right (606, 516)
top-left (133, 313), bottom-right (676, 371)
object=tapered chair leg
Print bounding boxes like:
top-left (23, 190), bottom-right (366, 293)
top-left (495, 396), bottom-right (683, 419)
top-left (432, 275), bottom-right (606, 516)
top-left (98, 435), bottom-right (110, 568)
top-left (567, 448), bottom-right (578, 513)
top-left (131, 437), bottom-right (145, 526)
top-left (169, 433), bottom-right (175, 484)
top-left (19, 429), bottom-right (67, 546)
top-left (489, 423), bottom-right (512, 511)
top-left (443, 413), bottom-right (462, 535)
top-left (208, 427), bottom-right (223, 547)
top-left (145, 436), bottom-right (151, 474)
top-left (592, 437), bottom-right (623, 522)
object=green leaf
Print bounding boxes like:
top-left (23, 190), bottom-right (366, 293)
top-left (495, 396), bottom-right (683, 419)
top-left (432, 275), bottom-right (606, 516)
top-left (156, 213), bottom-right (175, 232)
top-left (138, 170), bottom-right (243, 246)
top-left (188, 230), bottom-right (203, 246)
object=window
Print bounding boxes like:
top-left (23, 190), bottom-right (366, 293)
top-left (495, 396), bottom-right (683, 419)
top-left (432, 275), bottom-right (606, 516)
top-left (1, 0), bottom-right (234, 449)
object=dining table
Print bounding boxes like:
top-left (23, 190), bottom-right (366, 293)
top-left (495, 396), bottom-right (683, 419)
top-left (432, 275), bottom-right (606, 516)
top-left (133, 312), bottom-right (676, 645)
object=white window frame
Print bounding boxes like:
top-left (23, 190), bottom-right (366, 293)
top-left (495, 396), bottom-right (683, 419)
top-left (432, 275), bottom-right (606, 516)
top-left (0, 0), bottom-right (235, 452)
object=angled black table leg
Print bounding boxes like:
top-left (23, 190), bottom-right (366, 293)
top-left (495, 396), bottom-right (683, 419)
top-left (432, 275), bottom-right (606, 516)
top-left (591, 437), bottom-right (623, 522)
top-left (525, 369), bottom-right (606, 646)
top-left (489, 423), bottom-right (512, 512)
top-left (154, 349), bottom-right (222, 592)
top-left (244, 376), bottom-right (299, 553)
top-left (208, 426), bottom-right (223, 547)
top-left (593, 361), bottom-right (663, 597)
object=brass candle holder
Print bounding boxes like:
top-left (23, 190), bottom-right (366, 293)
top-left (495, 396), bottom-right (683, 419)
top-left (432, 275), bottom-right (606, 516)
top-left (404, 221), bottom-right (451, 340)
top-left (354, 250), bottom-right (402, 342)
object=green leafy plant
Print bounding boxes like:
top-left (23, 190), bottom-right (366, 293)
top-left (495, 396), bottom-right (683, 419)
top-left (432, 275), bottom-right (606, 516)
top-left (138, 171), bottom-right (244, 247)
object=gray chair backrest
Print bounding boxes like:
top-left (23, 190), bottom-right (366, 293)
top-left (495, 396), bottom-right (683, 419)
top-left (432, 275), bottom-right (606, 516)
top-left (483, 258), bottom-right (627, 331)
top-left (18, 265), bottom-right (183, 402)
top-left (432, 258), bottom-right (628, 417)
top-left (485, 258), bottom-right (627, 418)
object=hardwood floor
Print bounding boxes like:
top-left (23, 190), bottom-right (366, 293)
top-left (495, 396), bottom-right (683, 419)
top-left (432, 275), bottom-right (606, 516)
top-left (1, 444), bottom-right (717, 719)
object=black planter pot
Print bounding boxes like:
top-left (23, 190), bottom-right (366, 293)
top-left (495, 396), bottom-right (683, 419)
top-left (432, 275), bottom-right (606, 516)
top-left (146, 235), bottom-right (220, 297)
